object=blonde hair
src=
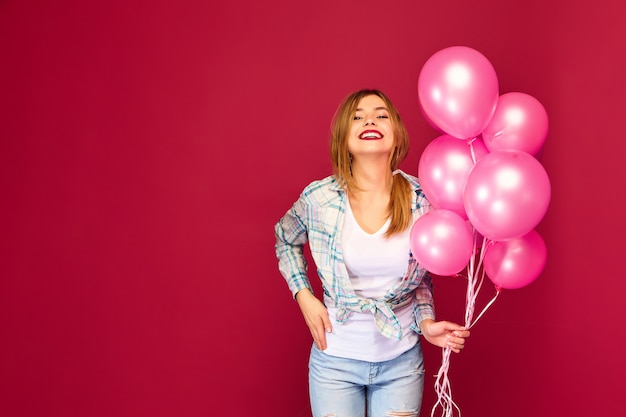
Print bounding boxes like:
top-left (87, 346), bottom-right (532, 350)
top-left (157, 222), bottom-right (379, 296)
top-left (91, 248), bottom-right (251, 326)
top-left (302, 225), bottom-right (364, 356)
top-left (330, 89), bottom-right (412, 237)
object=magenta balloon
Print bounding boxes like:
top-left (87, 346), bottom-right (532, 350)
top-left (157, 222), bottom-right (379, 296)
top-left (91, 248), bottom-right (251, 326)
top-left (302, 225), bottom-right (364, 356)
top-left (464, 150), bottom-right (551, 241)
top-left (418, 46), bottom-right (499, 140)
top-left (410, 209), bottom-right (474, 276)
top-left (484, 230), bottom-right (547, 289)
top-left (418, 135), bottom-right (489, 218)
top-left (482, 92), bottom-right (549, 156)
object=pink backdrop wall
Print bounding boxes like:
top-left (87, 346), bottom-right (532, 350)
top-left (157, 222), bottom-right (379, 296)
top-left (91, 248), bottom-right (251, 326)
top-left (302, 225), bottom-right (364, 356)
top-left (1, 1), bottom-right (625, 416)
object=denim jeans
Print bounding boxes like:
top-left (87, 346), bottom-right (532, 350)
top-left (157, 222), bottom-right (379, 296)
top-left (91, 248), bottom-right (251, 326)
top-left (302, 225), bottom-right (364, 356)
top-left (308, 342), bottom-right (425, 417)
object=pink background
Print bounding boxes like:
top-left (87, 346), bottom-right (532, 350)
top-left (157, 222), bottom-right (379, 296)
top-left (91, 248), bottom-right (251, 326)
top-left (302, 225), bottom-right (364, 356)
top-left (1, 1), bottom-right (625, 416)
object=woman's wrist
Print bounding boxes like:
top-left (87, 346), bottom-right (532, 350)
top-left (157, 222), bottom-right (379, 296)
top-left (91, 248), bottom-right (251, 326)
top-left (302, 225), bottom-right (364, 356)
top-left (419, 318), bottom-right (435, 334)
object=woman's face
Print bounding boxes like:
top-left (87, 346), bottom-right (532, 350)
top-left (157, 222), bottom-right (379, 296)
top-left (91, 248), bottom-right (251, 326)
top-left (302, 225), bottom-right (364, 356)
top-left (347, 94), bottom-right (395, 160)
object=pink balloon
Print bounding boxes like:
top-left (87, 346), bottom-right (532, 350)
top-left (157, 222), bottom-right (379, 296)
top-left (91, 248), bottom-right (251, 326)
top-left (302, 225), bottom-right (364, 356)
top-left (410, 209), bottom-right (474, 276)
top-left (418, 135), bottom-right (489, 218)
top-left (418, 46), bottom-right (499, 140)
top-left (482, 92), bottom-right (549, 156)
top-left (484, 230), bottom-right (547, 289)
top-left (464, 150), bottom-right (551, 241)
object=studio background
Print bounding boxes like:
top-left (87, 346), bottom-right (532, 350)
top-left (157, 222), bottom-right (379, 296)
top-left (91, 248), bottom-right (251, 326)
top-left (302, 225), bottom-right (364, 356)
top-left (1, 1), bottom-right (625, 416)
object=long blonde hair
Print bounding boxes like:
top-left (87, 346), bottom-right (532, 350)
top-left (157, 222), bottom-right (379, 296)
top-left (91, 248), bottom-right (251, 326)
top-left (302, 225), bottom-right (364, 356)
top-left (330, 89), bottom-right (412, 237)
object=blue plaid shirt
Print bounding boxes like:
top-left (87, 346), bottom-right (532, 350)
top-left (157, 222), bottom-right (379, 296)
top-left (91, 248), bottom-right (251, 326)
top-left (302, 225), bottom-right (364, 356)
top-left (275, 170), bottom-right (435, 340)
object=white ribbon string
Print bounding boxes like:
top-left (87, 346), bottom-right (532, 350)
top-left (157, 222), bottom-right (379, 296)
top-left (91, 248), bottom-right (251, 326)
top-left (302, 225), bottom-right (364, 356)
top-left (430, 231), bottom-right (500, 417)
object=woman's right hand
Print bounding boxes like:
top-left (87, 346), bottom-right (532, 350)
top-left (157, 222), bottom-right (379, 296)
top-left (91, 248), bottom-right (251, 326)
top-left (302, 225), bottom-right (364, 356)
top-left (295, 289), bottom-right (332, 350)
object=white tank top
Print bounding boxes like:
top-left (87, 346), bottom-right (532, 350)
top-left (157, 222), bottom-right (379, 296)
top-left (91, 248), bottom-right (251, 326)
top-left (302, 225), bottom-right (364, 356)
top-left (324, 200), bottom-right (418, 362)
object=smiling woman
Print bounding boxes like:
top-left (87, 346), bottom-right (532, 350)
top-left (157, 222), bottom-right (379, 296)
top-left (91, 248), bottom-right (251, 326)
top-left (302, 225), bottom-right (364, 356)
top-left (274, 89), bottom-right (470, 417)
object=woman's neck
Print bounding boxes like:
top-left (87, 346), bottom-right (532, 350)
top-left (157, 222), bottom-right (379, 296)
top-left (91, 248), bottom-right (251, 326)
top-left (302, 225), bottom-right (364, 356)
top-left (347, 159), bottom-right (394, 233)
top-left (349, 159), bottom-right (393, 196)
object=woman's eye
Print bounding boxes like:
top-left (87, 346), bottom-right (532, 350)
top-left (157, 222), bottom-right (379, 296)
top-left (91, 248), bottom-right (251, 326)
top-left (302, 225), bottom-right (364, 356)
top-left (353, 116), bottom-right (363, 120)
top-left (377, 115), bottom-right (389, 119)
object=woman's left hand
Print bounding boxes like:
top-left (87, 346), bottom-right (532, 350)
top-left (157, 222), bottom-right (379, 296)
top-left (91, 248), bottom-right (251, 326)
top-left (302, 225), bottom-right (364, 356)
top-left (419, 319), bottom-right (470, 353)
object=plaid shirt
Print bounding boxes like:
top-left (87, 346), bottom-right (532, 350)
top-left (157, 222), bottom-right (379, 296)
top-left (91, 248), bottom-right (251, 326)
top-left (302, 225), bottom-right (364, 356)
top-left (275, 170), bottom-right (435, 340)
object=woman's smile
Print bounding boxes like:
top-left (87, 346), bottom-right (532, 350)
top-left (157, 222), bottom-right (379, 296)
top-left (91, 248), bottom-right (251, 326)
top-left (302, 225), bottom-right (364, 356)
top-left (359, 130), bottom-right (384, 140)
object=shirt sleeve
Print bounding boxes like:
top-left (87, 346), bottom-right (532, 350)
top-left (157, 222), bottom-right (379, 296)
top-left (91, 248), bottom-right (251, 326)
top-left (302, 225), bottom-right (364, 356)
top-left (412, 177), bottom-right (436, 331)
top-left (414, 270), bottom-right (436, 333)
top-left (274, 195), bottom-right (313, 298)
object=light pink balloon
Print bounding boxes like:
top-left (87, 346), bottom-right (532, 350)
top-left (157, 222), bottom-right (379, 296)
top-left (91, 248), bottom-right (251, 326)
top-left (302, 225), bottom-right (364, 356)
top-left (418, 46), bottom-right (499, 140)
top-left (484, 230), bottom-right (547, 289)
top-left (418, 135), bottom-right (489, 218)
top-left (482, 92), bottom-right (549, 156)
top-left (410, 209), bottom-right (474, 276)
top-left (464, 150), bottom-right (551, 241)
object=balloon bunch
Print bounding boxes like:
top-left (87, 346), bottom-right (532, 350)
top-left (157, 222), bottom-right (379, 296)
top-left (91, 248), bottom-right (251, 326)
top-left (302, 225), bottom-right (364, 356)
top-left (410, 46), bottom-right (551, 417)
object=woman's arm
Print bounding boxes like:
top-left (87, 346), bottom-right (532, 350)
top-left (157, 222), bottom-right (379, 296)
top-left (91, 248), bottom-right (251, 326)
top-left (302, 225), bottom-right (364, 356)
top-left (275, 196), bottom-right (333, 350)
top-left (274, 197), bottom-right (313, 297)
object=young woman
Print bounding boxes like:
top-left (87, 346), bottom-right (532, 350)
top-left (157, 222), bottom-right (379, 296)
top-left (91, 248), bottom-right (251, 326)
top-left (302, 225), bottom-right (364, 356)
top-left (275, 89), bottom-right (470, 417)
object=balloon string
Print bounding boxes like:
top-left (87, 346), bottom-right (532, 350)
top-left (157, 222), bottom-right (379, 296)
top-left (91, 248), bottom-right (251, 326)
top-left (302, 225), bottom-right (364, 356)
top-left (467, 137), bottom-right (478, 165)
top-left (464, 233), bottom-right (487, 327)
top-left (469, 287), bottom-right (500, 329)
top-left (465, 234), bottom-right (499, 329)
top-left (430, 346), bottom-right (461, 417)
top-left (431, 232), bottom-right (499, 417)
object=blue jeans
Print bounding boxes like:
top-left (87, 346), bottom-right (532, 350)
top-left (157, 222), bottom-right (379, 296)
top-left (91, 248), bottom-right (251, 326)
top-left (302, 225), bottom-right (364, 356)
top-left (308, 342), bottom-right (425, 417)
